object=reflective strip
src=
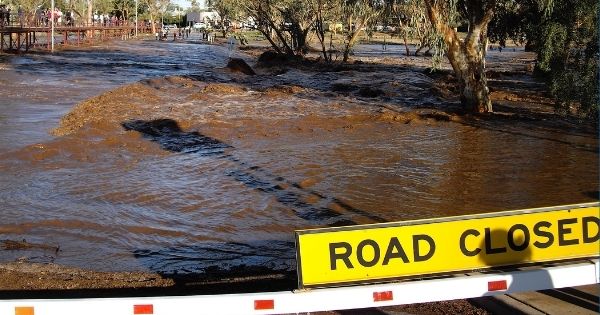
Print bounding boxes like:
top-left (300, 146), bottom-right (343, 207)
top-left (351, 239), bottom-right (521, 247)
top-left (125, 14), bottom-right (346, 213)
top-left (487, 280), bottom-right (508, 291)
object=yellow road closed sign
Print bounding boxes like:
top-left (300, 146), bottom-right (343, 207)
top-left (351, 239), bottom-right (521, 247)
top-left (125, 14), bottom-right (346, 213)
top-left (295, 203), bottom-right (600, 288)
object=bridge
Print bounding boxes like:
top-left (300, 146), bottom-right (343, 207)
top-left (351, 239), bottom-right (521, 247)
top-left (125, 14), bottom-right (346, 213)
top-left (0, 23), bottom-right (154, 53)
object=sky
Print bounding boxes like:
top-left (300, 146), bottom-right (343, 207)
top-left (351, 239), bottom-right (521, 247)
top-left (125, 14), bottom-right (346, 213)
top-left (173, 0), bottom-right (207, 9)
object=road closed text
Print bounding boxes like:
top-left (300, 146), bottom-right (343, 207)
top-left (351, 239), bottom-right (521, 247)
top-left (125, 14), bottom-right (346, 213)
top-left (295, 204), bottom-right (600, 288)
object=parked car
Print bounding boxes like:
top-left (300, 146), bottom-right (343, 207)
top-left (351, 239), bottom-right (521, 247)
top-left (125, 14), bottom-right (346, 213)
top-left (162, 24), bottom-right (177, 31)
top-left (193, 22), bottom-right (207, 30)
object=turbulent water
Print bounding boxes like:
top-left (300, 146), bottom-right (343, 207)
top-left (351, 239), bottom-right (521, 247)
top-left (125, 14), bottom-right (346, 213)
top-left (0, 39), bottom-right (597, 277)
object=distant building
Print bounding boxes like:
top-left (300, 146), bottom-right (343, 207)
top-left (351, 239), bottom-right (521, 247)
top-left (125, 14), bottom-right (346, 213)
top-left (186, 12), bottom-right (200, 23)
top-left (186, 11), bottom-right (219, 25)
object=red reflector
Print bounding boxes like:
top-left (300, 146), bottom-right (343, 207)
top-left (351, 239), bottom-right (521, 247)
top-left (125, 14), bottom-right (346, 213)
top-left (254, 299), bottom-right (275, 310)
top-left (133, 304), bottom-right (154, 314)
top-left (373, 291), bottom-right (394, 302)
top-left (488, 280), bottom-right (508, 291)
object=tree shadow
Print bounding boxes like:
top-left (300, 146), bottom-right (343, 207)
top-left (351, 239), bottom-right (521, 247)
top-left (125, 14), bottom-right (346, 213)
top-left (473, 227), bottom-right (599, 312)
top-left (470, 228), bottom-right (554, 313)
top-left (131, 240), bottom-right (299, 293)
top-left (453, 115), bottom-right (599, 154)
top-left (122, 118), bottom-right (388, 287)
top-left (538, 287), bottom-right (600, 312)
top-left (121, 118), bottom-right (386, 226)
top-left (122, 119), bottom-right (231, 155)
top-left (476, 227), bottom-right (536, 274)
top-left (583, 191), bottom-right (599, 200)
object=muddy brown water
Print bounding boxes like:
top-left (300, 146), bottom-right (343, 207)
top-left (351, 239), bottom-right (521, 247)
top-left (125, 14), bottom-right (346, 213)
top-left (0, 40), bottom-right (597, 279)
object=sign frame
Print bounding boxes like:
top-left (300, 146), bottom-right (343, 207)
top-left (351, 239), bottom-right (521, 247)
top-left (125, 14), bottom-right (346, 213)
top-left (295, 202), bottom-right (600, 289)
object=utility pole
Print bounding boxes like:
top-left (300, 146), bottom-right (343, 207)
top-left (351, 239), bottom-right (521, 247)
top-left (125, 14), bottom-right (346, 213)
top-left (135, 0), bottom-right (138, 37)
top-left (51, 0), bottom-right (55, 52)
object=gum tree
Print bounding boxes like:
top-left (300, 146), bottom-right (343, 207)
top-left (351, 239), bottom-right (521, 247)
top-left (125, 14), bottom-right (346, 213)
top-left (208, 0), bottom-right (242, 38)
top-left (242, 0), bottom-right (316, 56)
top-left (341, 0), bottom-right (383, 62)
top-left (314, 0), bottom-right (340, 62)
top-left (423, 0), bottom-right (496, 113)
top-left (385, 0), bottom-right (433, 56)
top-left (143, 0), bottom-right (170, 32)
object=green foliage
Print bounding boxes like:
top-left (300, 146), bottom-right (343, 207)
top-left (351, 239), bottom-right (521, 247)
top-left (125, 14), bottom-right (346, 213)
top-left (535, 0), bottom-right (598, 118)
top-left (6, 0), bottom-right (48, 15)
top-left (96, 0), bottom-right (116, 15)
top-left (486, 0), bottom-right (598, 118)
top-left (240, 0), bottom-right (317, 55)
top-left (340, 0), bottom-right (384, 61)
top-left (487, 1), bottom-right (532, 47)
top-left (550, 55), bottom-right (598, 118)
top-left (536, 21), bottom-right (567, 72)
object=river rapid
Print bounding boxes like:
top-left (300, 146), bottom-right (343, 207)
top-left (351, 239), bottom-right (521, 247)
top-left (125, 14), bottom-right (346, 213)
top-left (0, 39), bottom-right (597, 278)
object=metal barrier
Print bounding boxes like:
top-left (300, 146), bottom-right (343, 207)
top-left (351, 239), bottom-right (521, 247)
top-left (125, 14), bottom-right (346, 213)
top-left (1, 259), bottom-right (598, 315)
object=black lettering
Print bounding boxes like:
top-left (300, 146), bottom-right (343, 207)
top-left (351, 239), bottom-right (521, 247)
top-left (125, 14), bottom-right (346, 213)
top-left (459, 229), bottom-right (481, 257)
top-left (507, 224), bottom-right (530, 251)
top-left (582, 216), bottom-right (600, 243)
top-left (485, 228), bottom-right (507, 254)
top-left (382, 237), bottom-right (409, 265)
top-left (558, 218), bottom-right (579, 246)
top-left (413, 234), bottom-right (436, 262)
top-left (329, 242), bottom-right (353, 270)
top-left (533, 221), bottom-right (554, 248)
top-left (357, 239), bottom-right (380, 267)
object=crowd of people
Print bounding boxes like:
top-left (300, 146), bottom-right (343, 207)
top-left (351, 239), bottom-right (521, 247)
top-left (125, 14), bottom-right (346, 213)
top-left (0, 5), bottom-right (12, 27)
top-left (0, 5), bottom-right (135, 28)
top-left (34, 8), bottom-right (70, 27)
top-left (0, 6), bottom-right (72, 27)
top-left (92, 13), bottom-right (127, 27)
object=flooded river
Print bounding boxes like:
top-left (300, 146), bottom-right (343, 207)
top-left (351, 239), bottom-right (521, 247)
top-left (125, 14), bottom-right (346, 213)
top-left (0, 39), bottom-right (597, 277)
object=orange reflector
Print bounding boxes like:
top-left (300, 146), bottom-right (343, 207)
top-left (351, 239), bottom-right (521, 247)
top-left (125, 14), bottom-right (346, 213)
top-left (488, 280), bottom-right (508, 291)
top-left (15, 307), bottom-right (34, 315)
top-left (133, 304), bottom-right (154, 314)
top-left (254, 299), bottom-right (275, 310)
top-left (373, 291), bottom-right (394, 302)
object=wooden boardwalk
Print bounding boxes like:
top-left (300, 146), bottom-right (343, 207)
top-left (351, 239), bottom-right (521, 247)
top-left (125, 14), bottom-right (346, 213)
top-left (0, 25), bottom-right (152, 53)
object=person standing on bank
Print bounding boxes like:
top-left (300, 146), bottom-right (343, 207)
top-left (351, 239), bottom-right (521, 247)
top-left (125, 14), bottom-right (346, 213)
top-left (18, 6), bottom-right (24, 27)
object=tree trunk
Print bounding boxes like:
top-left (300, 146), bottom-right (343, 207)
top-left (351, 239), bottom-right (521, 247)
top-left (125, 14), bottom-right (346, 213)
top-left (315, 0), bottom-right (330, 62)
top-left (342, 18), bottom-right (367, 63)
top-left (221, 18), bottom-right (227, 38)
top-left (424, 0), bottom-right (494, 114)
top-left (447, 43), bottom-right (492, 113)
top-left (87, 0), bottom-right (93, 26)
top-left (402, 33), bottom-right (410, 56)
top-left (315, 17), bottom-right (330, 62)
top-left (397, 19), bottom-right (410, 56)
top-left (258, 27), bottom-right (283, 54)
top-left (150, 16), bottom-right (156, 34)
top-left (414, 44), bottom-right (426, 56)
